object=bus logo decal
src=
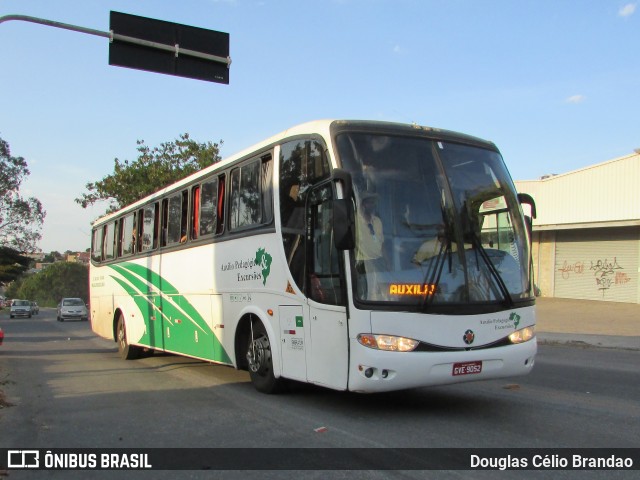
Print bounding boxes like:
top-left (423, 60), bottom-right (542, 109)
top-left (463, 329), bottom-right (475, 345)
top-left (255, 247), bottom-right (273, 286)
top-left (509, 312), bottom-right (521, 329)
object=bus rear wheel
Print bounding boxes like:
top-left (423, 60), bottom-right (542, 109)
top-left (117, 314), bottom-right (141, 360)
top-left (247, 321), bottom-right (281, 394)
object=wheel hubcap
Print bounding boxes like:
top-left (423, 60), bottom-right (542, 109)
top-left (118, 321), bottom-right (126, 350)
top-left (247, 335), bottom-right (271, 374)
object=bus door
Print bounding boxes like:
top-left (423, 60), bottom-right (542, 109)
top-left (279, 305), bottom-right (307, 382)
top-left (305, 183), bottom-right (349, 390)
top-left (145, 253), bottom-right (165, 350)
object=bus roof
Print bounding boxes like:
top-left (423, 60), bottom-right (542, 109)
top-left (91, 119), bottom-right (496, 225)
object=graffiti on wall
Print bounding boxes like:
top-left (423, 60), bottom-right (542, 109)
top-left (558, 260), bottom-right (584, 279)
top-left (558, 257), bottom-right (630, 297)
top-left (590, 257), bottom-right (627, 294)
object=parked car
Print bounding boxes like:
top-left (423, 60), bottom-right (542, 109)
top-left (10, 299), bottom-right (32, 318)
top-left (31, 301), bottom-right (40, 315)
top-left (57, 298), bottom-right (88, 322)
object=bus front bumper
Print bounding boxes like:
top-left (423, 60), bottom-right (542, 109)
top-left (347, 337), bottom-right (537, 393)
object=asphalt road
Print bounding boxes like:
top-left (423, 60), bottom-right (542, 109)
top-left (0, 309), bottom-right (638, 480)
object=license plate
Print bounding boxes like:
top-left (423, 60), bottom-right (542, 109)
top-left (452, 361), bottom-right (483, 376)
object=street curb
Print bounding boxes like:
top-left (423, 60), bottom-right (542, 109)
top-left (537, 333), bottom-right (640, 351)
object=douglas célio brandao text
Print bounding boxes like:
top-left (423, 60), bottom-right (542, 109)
top-left (470, 453), bottom-right (634, 470)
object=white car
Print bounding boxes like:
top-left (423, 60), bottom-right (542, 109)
top-left (10, 299), bottom-right (32, 318)
top-left (57, 298), bottom-right (89, 322)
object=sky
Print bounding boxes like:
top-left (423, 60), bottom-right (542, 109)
top-left (1, 0), bottom-right (638, 253)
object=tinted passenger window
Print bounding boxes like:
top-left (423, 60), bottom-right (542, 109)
top-left (230, 156), bottom-right (273, 231)
top-left (104, 223), bottom-right (115, 260)
top-left (279, 139), bottom-right (331, 291)
top-left (307, 184), bottom-right (344, 306)
top-left (141, 204), bottom-right (156, 252)
top-left (199, 178), bottom-right (218, 236)
top-left (92, 229), bottom-right (103, 262)
top-left (167, 193), bottom-right (183, 244)
top-left (231, 160), bottom-right (260, 230)
top-left (121, 213), bottom-right (136, 256)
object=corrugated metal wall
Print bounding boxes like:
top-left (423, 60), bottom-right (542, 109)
top-left (554, 228), bottom-right (639, 302)
top-left (516, 153), bottom-right (640, 227)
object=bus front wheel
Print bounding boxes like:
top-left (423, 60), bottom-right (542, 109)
top-left (247, 321), bottom-right (281, 394)
top-left (117, 314), bottom-right (141, 360)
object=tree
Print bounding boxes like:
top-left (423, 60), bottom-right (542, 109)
top-left (75, 133), bottom-right (223, 212)
top-left (17, 262), bottom-right (88, 307)
top-left (0, 136), bottom-right (46, 252)
top-left (43, 251), bottom-right (63, 263)
top-left (0, 246), bottom-right (31, 285)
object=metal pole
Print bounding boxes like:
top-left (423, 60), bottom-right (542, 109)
top-left (0, 14), bottom-right (231, 67)
top-left (0, 14), bottom-right (110, 38)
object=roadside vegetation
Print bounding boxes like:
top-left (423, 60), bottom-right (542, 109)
top-left (4, 262), bottom-right (88, 308)
top-left (1, 133), bottom-right (219, 307)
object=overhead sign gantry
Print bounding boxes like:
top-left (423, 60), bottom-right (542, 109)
top-left (0, 11), bottom-right (231, 84)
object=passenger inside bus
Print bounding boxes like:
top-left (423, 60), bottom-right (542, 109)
top-left (355, 192), bottom-right (388, 300)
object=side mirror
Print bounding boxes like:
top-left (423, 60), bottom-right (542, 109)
top-left (518, 193), bottom-right (536, 244)
top-left (331, 168), bottom-right (355, 250)
top-left (332, 168), bottom-right (353, 201)
top-left (333, 199), bottom-right (355, 250)
top-left (517, 193), bottom-right (536, 219)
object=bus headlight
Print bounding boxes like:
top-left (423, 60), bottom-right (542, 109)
top-left (509, 326), bottom-right (536, 344)
top-left (357, 334), bottom-right (419, 352)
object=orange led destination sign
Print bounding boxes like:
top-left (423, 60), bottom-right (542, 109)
top-left (389, 284), bottom-right (437, 296)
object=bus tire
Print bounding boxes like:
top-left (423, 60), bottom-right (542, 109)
top-left (116, 313), bottom-right (141, 360)
top-left (247, 320), bottom-right (281, 394)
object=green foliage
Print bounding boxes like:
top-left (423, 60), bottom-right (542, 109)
top-left (43, 251), bottom-right (63, 263)
top-left (0, 246), bottom-right (31, 284)
top-left (0, 136), bottom-right (46, 252)
top-left (75, 133), bottom-right (222, 213)
top-left (17, 262), bottom-right (88, 307)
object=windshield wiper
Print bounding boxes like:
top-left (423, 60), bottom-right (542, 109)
top-left (418, 213), bottom-right (453, 310)
top-left (417, 237), bottom-right (449, 310)
top-left (467, 229), bottom-right (514, 308)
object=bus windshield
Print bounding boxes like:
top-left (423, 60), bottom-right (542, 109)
top-left (335, 132), bottom-right (533, 310)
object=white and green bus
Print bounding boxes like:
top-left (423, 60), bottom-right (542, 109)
top-left (90, 120), bottom-right (537, 393)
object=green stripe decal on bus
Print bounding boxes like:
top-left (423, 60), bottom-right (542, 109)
top-left (108, 262), bottom-right (232, 364)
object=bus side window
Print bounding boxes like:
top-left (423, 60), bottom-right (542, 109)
top-left (230, 160), bottom-right (260, 230)
top-left (104, 222), bottom-right (115, 261)
top-left (180, 190), bottom-right (188, 242)
top-left (199, 178), bottom-right (217, 236)
top-left (191, 185), bottom-right (200, 240)
top-left (279, 143), bottom-right (305, 291)
top-left (92, 228), bottom-right (103, 263)
top-left (166, 193), bottom-right (182, 245)
top-left (261, 156), bottom-right (273, 224)
top-left (307, 184), bottom-right (344, 306)
top-left (161, 198), bottom-right (169, 247)
top-left (121, 213), bottom-right (136, 256)
top-left (216, 174), bottom-right (225, 235)
top-left (136, 209), bottom-right (144, 252)
top-left (280, 139), bottom-right (331, 293)
top-left (116, 218), bottom-right (124, 257)
top-left (230, 156), bottom-right (272, 231)
top-left (153, 202), bottom-right (160, 249)
top-left (141, 204), bottom-right (156, 252)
